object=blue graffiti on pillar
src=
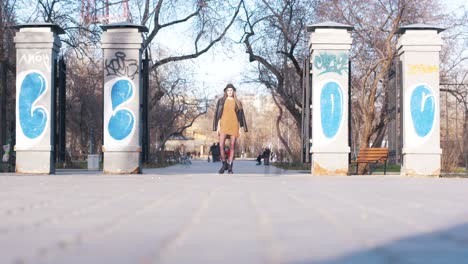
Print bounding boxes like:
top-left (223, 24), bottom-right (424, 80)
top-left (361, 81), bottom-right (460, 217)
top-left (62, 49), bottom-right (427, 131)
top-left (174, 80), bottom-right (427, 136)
top-left (314, 52), bottom-right (348, 76)
top-left (410, 85), bottom-right (435, 137)
top-left (108, 80), bottom-right (135, 140)
top-left (321, 81), bottom-right (343, 138)
top-left (19, 72), bottom-right (48, 139)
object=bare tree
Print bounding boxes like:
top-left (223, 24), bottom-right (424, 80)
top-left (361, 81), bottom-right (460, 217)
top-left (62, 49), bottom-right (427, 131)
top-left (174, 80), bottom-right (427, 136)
top-left (149, 61), bottom-right (209, 157)
top-left (64, 51), bottom-right (103, 159)
top-left (0, 0), bottom-right (16, 66)
top-left (240, 0), bottom-right (316, 161)
top-left (441, 79), bottom-right (468, 172)
top-left (14, 1), bottom-right (104, 162)
top-left (30, 0), bottom-right (101, 59)
top-left (137, 0), bottom-right (244, 69)
top-left (316, 0), bottom-right (451, 173)
top-left (440, 6), bottom-right (468, 172)
top-left (0, 0), bottom-right (17, 152)
top-left (192, 92), bottom-right (299, 160)
top-left (17, 1), bottom-right (245, 162)
top-left (130, 0), bottom-right (246, 160)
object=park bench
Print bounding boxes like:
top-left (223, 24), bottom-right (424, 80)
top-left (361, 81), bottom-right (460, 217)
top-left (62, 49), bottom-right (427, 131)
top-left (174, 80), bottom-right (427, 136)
top-left (351, 147), bottom-right (389, 175)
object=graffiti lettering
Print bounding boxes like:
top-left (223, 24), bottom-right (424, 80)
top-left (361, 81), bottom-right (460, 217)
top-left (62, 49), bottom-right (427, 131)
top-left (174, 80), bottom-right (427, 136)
top-left (408, 64), bottom-right (438, 75)
top-left (19, 52), bottom-right (51, 70)
top-left (105, 52), bottom-right (139, 80)
top-left (314, 52), bottom-right (348, 76)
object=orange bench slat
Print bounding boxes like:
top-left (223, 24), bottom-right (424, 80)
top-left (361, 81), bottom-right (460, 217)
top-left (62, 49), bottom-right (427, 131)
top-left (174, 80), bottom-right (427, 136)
top-left (353, 148), bottom-right (389, 163)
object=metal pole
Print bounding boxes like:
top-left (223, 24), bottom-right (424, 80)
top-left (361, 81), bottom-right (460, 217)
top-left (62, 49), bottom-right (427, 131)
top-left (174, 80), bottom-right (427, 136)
top-left (142, 49), bottom-right (149, 163)
top-left (398, 59), bottom-right (403, 164)
top-left (58, 57), bottom-right (66, 162)
top-left (456, 99), bottom-right (458, 144)
top-left (395, 59), bottom-right (399, 163)
top-left (301, 57), bottom-right (311, 163)
top-left (308, 66), bottom-right (312, 163)
top-left (123, 0), bottom-right (130, 21)
top-left (0, 60), bottom-right (7, 147)
top-left (348, 60), bottom-right (352, 164)
top-left (52, 58), bottom-right (58, 163)
top-left (301, 60), bottom-right (306, 163)
top-left (446, 91), bottom-right (448, 141)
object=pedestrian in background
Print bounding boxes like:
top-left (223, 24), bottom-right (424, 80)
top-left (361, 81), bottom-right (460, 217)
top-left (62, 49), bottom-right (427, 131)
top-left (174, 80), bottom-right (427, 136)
top-left (208, 143), bottom-right (216, 162)
top-left (256, 152), bottom-right (262, 165)
top-left (263, 147), bottom-right (271, 166)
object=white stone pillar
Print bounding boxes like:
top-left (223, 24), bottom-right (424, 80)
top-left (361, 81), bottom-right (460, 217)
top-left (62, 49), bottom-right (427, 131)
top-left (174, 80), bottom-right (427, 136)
top-left (14, 23), bottom-right (64, 174)
top-left (101, 22), bottom-right (148, 174)
top-left (397, 24), bottom-right (444, 177)
top-left (307, 22), bottom-right (353, 176)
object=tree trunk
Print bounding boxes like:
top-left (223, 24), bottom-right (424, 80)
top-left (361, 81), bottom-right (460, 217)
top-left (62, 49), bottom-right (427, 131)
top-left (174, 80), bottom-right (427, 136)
top-left (271, 93), bottom-right (297, 161)
top-left (372, 126), bottom-right (387, 148)
top-left (357, 110), bottom-right (375, 174)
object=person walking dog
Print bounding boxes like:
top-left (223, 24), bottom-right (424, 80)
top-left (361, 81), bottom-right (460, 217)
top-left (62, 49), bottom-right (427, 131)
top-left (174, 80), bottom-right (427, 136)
top-left (213, 84), bottom-right (248, 174)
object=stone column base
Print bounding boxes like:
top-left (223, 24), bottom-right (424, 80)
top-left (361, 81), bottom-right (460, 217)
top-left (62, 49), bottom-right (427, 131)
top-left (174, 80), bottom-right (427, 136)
top-left (15, 150), bottom-right (54, 174)
top-left (401, 152), bottom-right (441, 177)
top-left (103, 151), bottom-right (141, 174)
top-left (311, 152), bottom-right (349, 176)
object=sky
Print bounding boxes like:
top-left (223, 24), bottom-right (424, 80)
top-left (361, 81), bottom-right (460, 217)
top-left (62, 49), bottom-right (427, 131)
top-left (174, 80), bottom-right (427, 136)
top-left (155, 0), bottom-right (468, 98)
top-left (12, 0), bottom-right (467, 99)
top-left (153, 18), bottom-right (259, 99)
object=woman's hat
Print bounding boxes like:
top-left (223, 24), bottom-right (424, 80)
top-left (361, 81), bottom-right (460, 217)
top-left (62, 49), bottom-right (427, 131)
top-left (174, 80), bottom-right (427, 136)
top-left (224, 83), bottom-right (236, 92)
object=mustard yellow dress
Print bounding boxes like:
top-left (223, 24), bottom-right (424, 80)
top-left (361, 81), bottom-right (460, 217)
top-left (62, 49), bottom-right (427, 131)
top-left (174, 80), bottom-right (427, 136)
top-left (220, 98), bottom-right (240, 137)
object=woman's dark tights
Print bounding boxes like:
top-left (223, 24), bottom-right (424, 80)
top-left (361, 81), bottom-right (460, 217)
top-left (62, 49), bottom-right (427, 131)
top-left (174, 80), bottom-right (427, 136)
top-left (219, 133), bottom-right (237, 162)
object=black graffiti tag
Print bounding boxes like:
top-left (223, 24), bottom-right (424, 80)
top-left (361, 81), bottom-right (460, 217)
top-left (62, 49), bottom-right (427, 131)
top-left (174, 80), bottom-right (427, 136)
top-left (105, 52), bottom-right (139, 80)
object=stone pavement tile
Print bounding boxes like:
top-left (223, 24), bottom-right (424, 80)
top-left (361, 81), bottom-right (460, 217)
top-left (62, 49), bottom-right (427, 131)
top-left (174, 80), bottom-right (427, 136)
top-left (156, 228), bottom-right (265, 264)
top-left (246, 190), bottom-right (368, 263)
top-left (1, 163), bottom-right (468, 264)
top-left (236, 176), bottom-right (468, 264)
top-left (1, 179), bottom-right (150, 263)
top-left (0, 235), bottom-right (62, 264)
top-left (35, 231), bottom-right (175, 264)
top-left (154, 187), bottom-right (266, 264)
top-left (16, 181), bottom-right (223, 264)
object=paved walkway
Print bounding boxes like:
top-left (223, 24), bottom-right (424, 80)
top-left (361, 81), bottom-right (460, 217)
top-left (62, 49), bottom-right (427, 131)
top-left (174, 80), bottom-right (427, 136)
top-left (1, 160), bottom-right (468, 264)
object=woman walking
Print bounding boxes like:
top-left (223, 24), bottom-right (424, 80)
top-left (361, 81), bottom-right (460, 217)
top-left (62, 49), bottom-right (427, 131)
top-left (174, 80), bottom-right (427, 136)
top-left (213, 84), bottom-right (248, 174)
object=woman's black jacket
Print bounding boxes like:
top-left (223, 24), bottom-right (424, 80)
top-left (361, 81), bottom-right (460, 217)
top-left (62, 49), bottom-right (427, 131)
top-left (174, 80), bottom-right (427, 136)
top-left (213, 97), bottom-right (248, 132)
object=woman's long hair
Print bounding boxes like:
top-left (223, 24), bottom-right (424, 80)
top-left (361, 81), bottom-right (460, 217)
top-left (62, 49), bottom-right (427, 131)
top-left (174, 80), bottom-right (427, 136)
top-left (223, 90), bottom-right (243, 110)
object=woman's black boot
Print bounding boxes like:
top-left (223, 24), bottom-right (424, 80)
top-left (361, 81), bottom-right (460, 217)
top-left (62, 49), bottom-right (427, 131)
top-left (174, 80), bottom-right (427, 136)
top-left (227, 161), bottom-right (233, 174)
top-left (218, 161), bottom-right (227, 174)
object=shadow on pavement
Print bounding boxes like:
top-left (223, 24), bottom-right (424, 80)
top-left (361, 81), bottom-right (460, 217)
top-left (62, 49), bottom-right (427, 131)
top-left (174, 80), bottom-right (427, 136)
top-left (290, 222), bottom-right (468, 264)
